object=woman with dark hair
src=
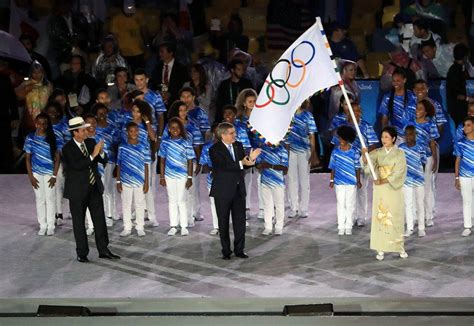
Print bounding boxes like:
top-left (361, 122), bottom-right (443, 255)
top-left (24, 113), bottom-right (60, 236)
top-left (183, 64), bottom-right (213, 113)
top-left (92, 35), bottom-right (130, 87)
top-left (362, 126), bottom-right (407, 261)
top-left (378, 68), bottom-right (418, 144)
top-left (328, 60), bottom-right (360, 124)
top-left (329, 93), bottom-right (356, 137)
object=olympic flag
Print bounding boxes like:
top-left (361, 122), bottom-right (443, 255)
top-left (249, 17), bottom-right (341, 144)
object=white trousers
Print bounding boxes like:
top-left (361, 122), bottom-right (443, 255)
top-left (424, 156), bottom-right (435, 221)
top-left (244, 167), bottom-right (264, 211)
top-left (403, 185), bottom-right (425, 231)
top-left (188, 162), bottom-right (201, 218)
top-left (335, 185), bottom-right (356, 230)
top-left (432, 142), bottom-right (440, 218)
top-left (261, 185), bottom-right (285, 231)
top-left (33, 173), bottom-right (56, 230)
top-left (121, 185), bottom-right (146, 231)
top-left (166, 177), bottom-right (188, 228)
top-left (208, 188), bottom-right (219, 229)
top-left (103, 163), bottom-right (117, 218)
top-left (355, 171), bottom-right (369, 223)
top-left (460, 177), bottom-right (474, 229)
top-left (55, 163), bottom-right (65, 215)
top-left (145, 160), bottom-right (157, 222)
top-left (287, 150), bottom-right (311, 214)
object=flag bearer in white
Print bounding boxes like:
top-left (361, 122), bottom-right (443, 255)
top-left (256, 144), bottom-right (289, 235)
top-left (116, 122), bottom-right (149, 237)
top-left (286, 99), bottom-right (320, 219)
top-left (454, 116), bottom-right (474, 237)
top-left (329, 126), bottom-right (361, 236)
top-left (399, 125), bottom-right (427, 237)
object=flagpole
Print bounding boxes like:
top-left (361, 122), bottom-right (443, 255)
top-left (339, 83), bottom-right (378, 180)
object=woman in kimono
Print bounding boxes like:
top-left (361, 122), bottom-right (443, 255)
top-left (362, 126), bottom-right (407, 261)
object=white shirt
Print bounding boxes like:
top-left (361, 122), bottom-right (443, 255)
top-left (222, 140), bottom-right (243, 169)
top-left (73, 138), bottom-right (104, 161)
top-left (162, 58), bottom-right (175, 84)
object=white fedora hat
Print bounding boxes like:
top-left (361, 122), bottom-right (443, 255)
top-left (68, 117), bottom-right (91, 131)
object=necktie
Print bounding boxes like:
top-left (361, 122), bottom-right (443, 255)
top-left (163, 64), bottom-right (169, 85)
top-left (80, 143), bottom-right (96, 185)
top-left (228, 144), bottom-right (235, 161)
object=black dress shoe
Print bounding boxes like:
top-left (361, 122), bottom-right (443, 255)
top-left (77, 256), bottom-right (89, 263)
top-left (222, 255), bottom-right (231, 260)
top-left (99, 251), bottom-right (121, 259)
top-left (235, 252), bottom-right (249, 259)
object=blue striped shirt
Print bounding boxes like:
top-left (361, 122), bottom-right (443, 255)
top-left (23, 133), bottom-right (55, 175)
top-left (257, 145), bottom-right (288, 187)
top-left (399, 142), bottom-right (426, 187)
top-left (331, 120), bottom-right (378, 153)
top-left (378, 90), bottom-right (417, 136)
top-left (144, 90), bottom-right (166, 127)
top-left (158, 137), bottom-right (195, 179)
top-left (52, 121), bottom-right (65, 151)
top-left (287, 111), bottom-right (318, 153)
top-left (89, 134), bottom-right (110, 176)
top-left (234, 121), bottom-right (251, 152)
top-left (329, 112), bottom-right (347, 131)
top-left (329, 146), bottom-right (361, 186)
top-left (431, 99), bottom-right (448, 126)
top-left (120, 122), bottom-right (153, 164)
top-left (199, 141), bottom-right (214, 189)
top-left (411, 119), bottom-right (440, 157)
top-left (162, 121), bottom-right (204, 148)
top-left (237, 115), bottom-right (264, 149)
top-left (187, 106), bottom-right (210, 135)
top-left (454, 137), bottom-right (474, 178)
top-left (96, 125), bottom-right (119, 164)
top-left (117, 142), bottom-right (147, 187)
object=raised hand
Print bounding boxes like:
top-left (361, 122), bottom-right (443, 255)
top-left (249, 148), bottom-right (262, 162)
top-left (92, 140), bottom-right (104, 158)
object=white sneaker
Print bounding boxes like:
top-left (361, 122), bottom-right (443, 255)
top-left (194, 215), bottom-right (204, 222)
top-left (38, 227), bottom-right (47, 236)
top-left (246, 221), bottom-right (249, 227)
top-left (299, 212), bottom-right (308, 218)
top-left (167, 227), bottom-right (178, 236)
top-left (46, 229), bottom-right (54, 236)
top-left (338, 229), bottom-right (345, 235)
top-left (418, 230), bottom-right (426, 237)
top-left (345, 228), bottom-right (352, 235)
top-left (137, 229), bottom-right (146, 237)
top-left (112, 215), bottom-right (121, 221)
top-left (120, 229), bottom-right (131, 237)
top-left (400, 251), bottom-right (408, 259)
top-left (55, 218), bottom-right (63, 226)
top-left (462, 228), bottom-right (472, 237)
top-left (426, 219), bottom-right (434, 227)
top-left (274, 228), bottom-right (283, 235)
top-left (181, 227), bottom-right (189, 236)
top-left (150, 220), bottom-right (159, 227)
top-left (376, 252), bottom-right (384, 261)
top-left (404, 229), bottom-right (414, 237)
top-left (187, 222), bottom-right (195, 228)
top-left (106, 217), bottom-right (113, 227)
top-left (209, 228), bottom-right (219, 235)
top-left (86, 228), bottom-right (94, 236)
top-left (261, 229), bottom-right (272, 236)
top-left (288, 210), bottom-right (298, 218)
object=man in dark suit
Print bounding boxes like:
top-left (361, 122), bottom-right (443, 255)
top-left (62, 117), bottom-right (120, 263)
top-left (150, 42), bottom-right (189, 107)
top-left (209, 122), bottom-right (261, 259)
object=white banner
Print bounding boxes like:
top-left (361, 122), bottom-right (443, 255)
top-left (249, 17), bottom-right (341, 144)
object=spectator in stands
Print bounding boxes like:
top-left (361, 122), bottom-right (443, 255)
top-left (183, 64), bottom-right (213, 113)
top-left (107, 67), bottom-right (136, 111)
top-left (92, 35), bottom-right (129, 87)
top-left (151, 12), bottom-right (193, 67)
top-left (229, 48), bottom-right (260, 90)
top-left (55, 54), bottom-right (97, 112)
top-left (403, 0), bottom-right (448, 28)
top-left (215, 59), bottom-right (254, 123)
top-left (329, 23), bottom-right (370, 79)
top-left (197, 42), bottom-right (227, 97)
top-left (150, 42), bottom-right (189, 107)
top-left (18, 61), bottom-right (53, 134)
top-left (409, 18), bottom-right (442, 59)
top-left (19, 34), bottom-right (52, 81)
top-left (215, 14), bottom-right (249, 64)
top-left (420, 39), bottom-right (455, 78)
top-left (329, 60), bottom-right (360, 125)
top-left (447, 43), bottom-right (474, 127)
top-left (109, 2), bottom-right (148, 73)
top-left (380, 46), bottom-right (425, 92)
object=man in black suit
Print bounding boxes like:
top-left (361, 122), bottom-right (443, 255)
top-left (209, 122), bottom-right (261, 259)
top-left (62, 117), bottom-right (120, 263)
top-left (150, 42), bottom-right (189, 107)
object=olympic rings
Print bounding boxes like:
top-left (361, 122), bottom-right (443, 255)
top-left (256, 40), bottom-right (316, 108)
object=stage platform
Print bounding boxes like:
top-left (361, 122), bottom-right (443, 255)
top-left (0, 173), bottom-right (473, 301)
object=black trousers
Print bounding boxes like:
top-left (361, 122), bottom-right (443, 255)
top-left (69, 184), bottom-right (109, 257)
top-left (214, 192), bottom-right (246, 256)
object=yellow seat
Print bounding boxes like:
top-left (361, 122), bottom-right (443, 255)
top-left (240, 7), bottom-right (267, 36)
top-left (366, 52), bottom-right (390, 78)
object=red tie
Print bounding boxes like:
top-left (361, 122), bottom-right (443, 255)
top-left (163, 64), bottom-right (169, 85)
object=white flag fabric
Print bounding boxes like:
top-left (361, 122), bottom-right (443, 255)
top-left (249, 17), bottom-right (341, 144)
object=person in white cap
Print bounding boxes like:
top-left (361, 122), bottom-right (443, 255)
top-left (62, 117), bottom-right (120, 263)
